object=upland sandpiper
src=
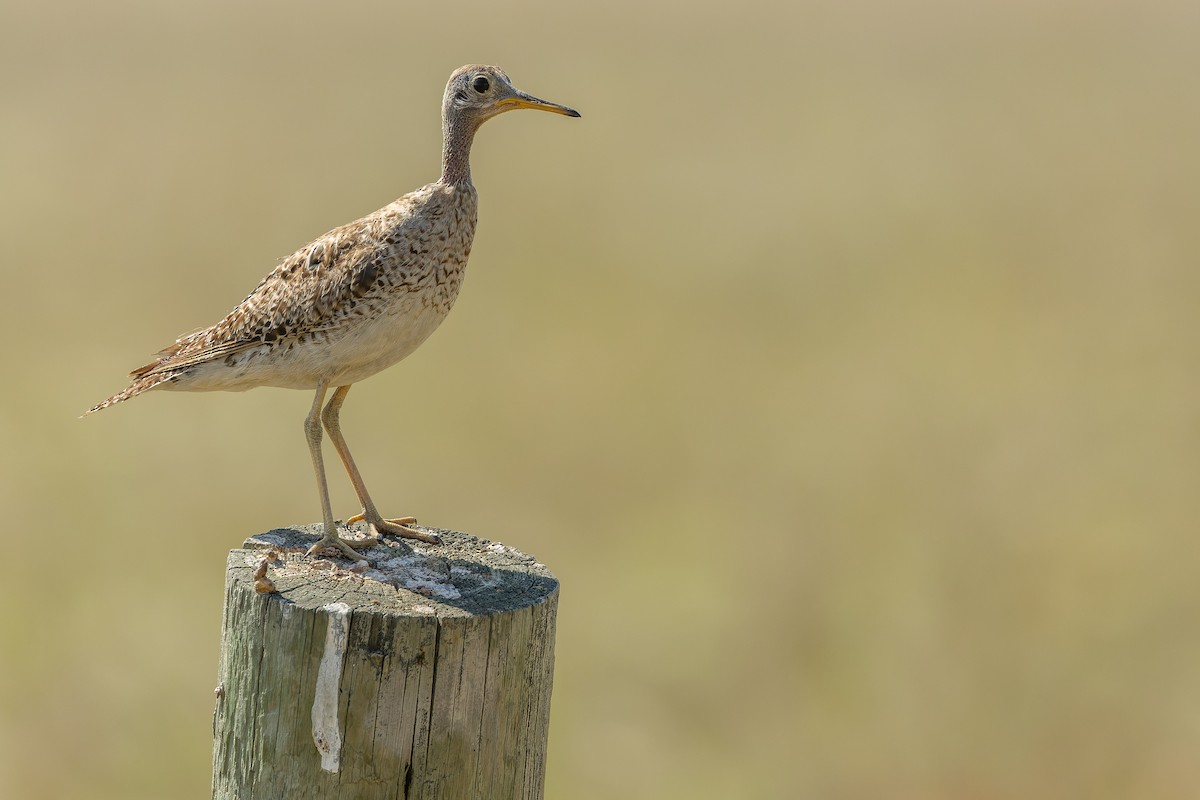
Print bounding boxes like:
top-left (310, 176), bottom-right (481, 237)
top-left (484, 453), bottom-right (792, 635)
top-left (86, 65), bottom-right (580, 560)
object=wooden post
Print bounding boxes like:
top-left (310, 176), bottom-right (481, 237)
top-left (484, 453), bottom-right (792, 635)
top-left (211, 524), bottom-right (559, 800)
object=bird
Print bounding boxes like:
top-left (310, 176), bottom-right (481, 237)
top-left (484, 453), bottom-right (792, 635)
top-left (85, 64), bottom-right (580, 561)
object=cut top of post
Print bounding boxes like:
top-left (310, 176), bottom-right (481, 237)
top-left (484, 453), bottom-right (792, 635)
top-left (237, 524), bottom-right (558, 618)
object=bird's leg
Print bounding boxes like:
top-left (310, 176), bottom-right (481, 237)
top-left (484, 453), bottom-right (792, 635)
top-left (321, 385), bottom-right (442, 545)
top-left (303, 382), bottom-right (373, 560)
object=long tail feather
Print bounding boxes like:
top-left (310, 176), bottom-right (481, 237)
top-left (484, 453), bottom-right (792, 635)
top-left (82, 371), bottom-right (178, 416)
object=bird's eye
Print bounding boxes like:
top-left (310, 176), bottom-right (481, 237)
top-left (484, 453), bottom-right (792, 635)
top-left (471, 76), bottom-right (490, 93)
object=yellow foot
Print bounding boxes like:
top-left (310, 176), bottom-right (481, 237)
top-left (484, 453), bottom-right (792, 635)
top-left (346, 513), bottom-right (441, 545)
top-left (306, 533), bottom-right (375, 561)
top-left (347, 513), bottom-right (418, 526)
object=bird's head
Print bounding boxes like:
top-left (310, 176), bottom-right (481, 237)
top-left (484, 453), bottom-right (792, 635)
top-left (442, 65), bottom-right (581, 130)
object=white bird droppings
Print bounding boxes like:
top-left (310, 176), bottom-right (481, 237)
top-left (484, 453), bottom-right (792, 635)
top-left (312, 602), bottom-right (351, 772)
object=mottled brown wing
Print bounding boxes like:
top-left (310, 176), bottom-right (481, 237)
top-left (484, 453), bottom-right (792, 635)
top-left (132, 221), bottom-right (390, 379)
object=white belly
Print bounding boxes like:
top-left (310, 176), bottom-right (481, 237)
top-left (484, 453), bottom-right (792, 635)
top-left (168, 297), bottom-right (452, 392)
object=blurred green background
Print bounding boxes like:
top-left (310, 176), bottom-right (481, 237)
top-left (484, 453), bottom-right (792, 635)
top-left (3, 0), bottom-right (1199, 797)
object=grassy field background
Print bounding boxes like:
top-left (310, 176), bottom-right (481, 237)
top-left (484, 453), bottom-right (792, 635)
top-left (3, 0), bottom-right (1199, 797)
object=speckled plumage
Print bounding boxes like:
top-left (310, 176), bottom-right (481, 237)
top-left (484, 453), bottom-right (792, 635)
top-left (90, 182), bottom-right (478, 407)
top-left (86, 65), bottom-right (579, 559)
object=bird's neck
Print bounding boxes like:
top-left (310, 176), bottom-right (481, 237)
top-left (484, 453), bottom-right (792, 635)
top-left (439, 114), bottom-right (477, 187)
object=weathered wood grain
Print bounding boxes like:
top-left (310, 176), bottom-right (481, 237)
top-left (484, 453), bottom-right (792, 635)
top-left (212, 524), bottom-right (559, 800)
